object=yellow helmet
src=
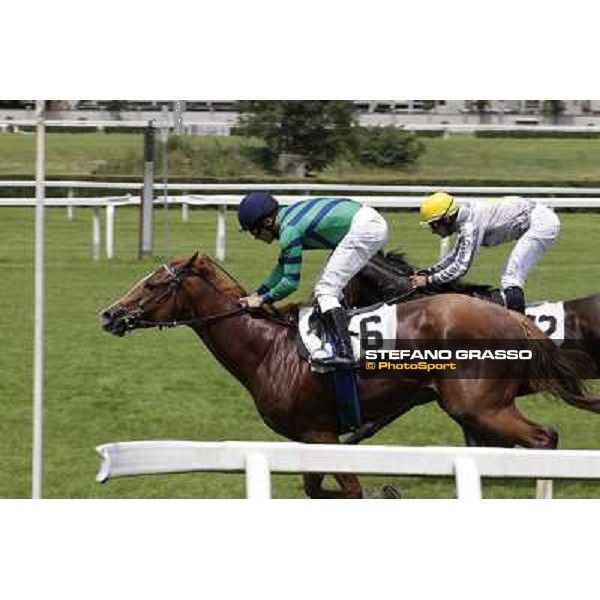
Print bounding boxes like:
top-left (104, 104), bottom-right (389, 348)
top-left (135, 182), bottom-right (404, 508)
top-left (420, 192), bottom-right (458, 225)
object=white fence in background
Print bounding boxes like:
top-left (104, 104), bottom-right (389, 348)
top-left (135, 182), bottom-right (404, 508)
top-left (2, 182), bottom-right (600, 261)
top-left (95, 440), bottom-right (600, 499)
top-left (5, 180), bottom-right (600, 195)
top-left (4, 118), bottom-right (600, 135)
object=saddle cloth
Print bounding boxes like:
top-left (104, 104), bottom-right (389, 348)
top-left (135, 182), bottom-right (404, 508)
top-left (298, 302), bottom-right (397, 370)
top-left (297, 300), bottom-right (564, 368)
top-left (525, 301), bottom-right (565, 344)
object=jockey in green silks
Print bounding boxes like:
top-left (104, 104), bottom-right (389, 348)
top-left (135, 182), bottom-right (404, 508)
top-left (238, 191), bottom-right (389, 366)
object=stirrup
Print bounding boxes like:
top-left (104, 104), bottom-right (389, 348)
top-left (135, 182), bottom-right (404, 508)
top-left (317, 353), bottom-right (353, 367)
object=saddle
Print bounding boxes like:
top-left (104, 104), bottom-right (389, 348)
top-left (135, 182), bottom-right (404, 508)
top-left (295, 301), bottom-right (397, 372)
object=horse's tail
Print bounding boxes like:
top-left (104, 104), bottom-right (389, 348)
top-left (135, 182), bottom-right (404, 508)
top-left (517, 315), bottom-right (600, 413)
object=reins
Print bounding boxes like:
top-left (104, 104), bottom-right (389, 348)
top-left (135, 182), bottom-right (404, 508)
top-left (384, 287), bottom-right (420, 305)
top-left (135, 260), bottom-right (293, 331)
top-left (211, 258), bottom-right (293, 326)
top-left (136, 306), bottom-right (248, 330)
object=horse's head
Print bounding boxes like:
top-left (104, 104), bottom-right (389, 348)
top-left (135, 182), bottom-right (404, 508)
top-left (346, 250), bottom-right (498, 308)
top-left (100, 252), bottom-right (202, 336)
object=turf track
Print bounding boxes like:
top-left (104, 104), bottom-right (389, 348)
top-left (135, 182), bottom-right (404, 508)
top-left (1, 206), bottom-right (599, 498)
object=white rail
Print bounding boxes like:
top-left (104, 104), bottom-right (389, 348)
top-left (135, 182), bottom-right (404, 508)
top-left (3, 184), bottom-right (599, 261)
top-left (95, 441), bottom-right (600, 499)
top-left (3, 180), bottom-right (600, 195)
top-left (3, 119), bottom-right (600, 134)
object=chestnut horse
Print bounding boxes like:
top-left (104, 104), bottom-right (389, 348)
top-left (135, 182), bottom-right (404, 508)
top-left (100, 253), bottom-right (600, 499)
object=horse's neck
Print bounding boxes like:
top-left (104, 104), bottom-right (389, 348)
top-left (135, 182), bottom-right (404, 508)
top-left (186, 281), bottom-right (275, 389)
top-left (359, 269), bottom-right (412, 303)
top-left (359, 258), bottom-right (497, 305)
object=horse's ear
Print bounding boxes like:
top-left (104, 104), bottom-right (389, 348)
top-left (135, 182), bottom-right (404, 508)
top-left (183, 251), bottom-right (199, 271)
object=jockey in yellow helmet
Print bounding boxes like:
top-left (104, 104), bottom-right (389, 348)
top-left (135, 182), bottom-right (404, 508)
top-left (409, 191), bottom-right (560, 313)
top-left (419, 192), bottom-right (458, 229)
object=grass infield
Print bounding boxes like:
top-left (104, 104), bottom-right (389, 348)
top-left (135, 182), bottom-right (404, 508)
top-left (3, 132), bottom-right (600, 184)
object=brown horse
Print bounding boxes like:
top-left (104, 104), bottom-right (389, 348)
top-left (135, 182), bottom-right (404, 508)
top-left (100, 253), bottom-right (600, 499)
top-left (346, 251), bottom-right (600, 373)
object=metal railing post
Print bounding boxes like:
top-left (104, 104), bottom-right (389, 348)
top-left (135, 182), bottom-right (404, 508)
top-left (140, 122), bottom-right (155, 259)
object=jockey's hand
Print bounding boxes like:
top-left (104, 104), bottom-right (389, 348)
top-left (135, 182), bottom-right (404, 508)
top-left (239, 293), bottom-right (265, 310)
top-left (409, 274), bottom-right (429, 289)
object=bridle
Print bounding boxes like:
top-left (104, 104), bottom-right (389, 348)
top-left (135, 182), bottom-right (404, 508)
top-left (129, 258), bottom-right (291, 331)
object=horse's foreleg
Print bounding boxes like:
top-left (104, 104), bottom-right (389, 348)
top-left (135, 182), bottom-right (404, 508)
top-left (303, 473), bottom-right (328, 498)
top-left (333, 474), bottom-right (362, 498)
top-left (301, 431), bottom-right (363, 498)
top-left (343, 419), bottom-right (389, 445)
top-left (343, 408), bottom-right (410, 445)
top-left (344, 388), bottom-right (437, 445)
top-left (463, 427), bottom-right (480, 447)
top-left (302, 473), bottom-right (362, 499)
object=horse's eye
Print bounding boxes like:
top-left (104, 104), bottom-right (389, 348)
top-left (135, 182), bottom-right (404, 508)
top-left (144, 281), bottom-right (157, 291)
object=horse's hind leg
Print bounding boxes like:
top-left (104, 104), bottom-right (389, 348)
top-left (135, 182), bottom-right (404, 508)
top-left (490, 406), bottom-right (558, 449)
top-left (439, 381), bottom-right (558, 449)
top-left (462, 426), bottom-right (516, 448)
top-left (459, 405), bottom-right (558, 449)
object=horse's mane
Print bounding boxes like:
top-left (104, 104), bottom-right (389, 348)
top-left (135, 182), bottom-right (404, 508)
top-left (180, 254), bottom-right (248, 300)
top-left (178, 253), bottom-right (302, 322)
top-left (377, 251), bottom-right (497, 297)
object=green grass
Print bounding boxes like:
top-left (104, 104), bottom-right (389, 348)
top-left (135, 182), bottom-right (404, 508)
top-left (325, 136), bottom-right (600, 183)
top-left (1, 206), bottom-right (599, 498)
top-left (406, 136), bottom-right (600, 182)
top-left (0, 133), bottom-right (141, 178)
top-left (4, 132), bottom-right (600, 183)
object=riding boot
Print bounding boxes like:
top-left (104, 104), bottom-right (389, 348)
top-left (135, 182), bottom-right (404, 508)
top-left (504, 286), bottom-right (525, 314)
top-left (320, 307), bottom-right (354, 366)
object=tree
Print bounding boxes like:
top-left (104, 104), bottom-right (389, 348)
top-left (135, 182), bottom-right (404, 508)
top-left (354, 126), bottom-right (425, 168)
top-left (236, 101), bottom-right (357, 175)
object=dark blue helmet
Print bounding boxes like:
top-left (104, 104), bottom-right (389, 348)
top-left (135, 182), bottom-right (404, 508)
top-left (238, 191), bottom-right (279, 231)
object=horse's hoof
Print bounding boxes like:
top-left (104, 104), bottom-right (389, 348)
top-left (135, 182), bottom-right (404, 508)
top-left (363, 485), bottom-right (402, 499)
top-left (382, 485), bottom-right (402, 499)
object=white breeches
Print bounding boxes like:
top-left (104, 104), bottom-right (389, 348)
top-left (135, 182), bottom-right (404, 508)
top-left (315, 205), bottom-right (389, 313)
top-left (500, 204), bottom-right (560, 289)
